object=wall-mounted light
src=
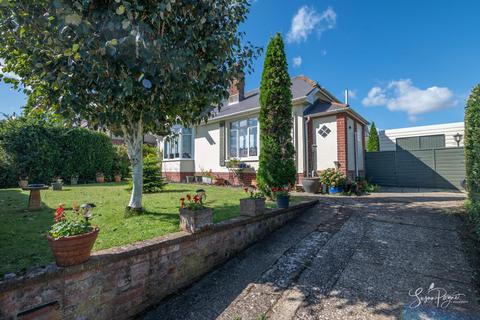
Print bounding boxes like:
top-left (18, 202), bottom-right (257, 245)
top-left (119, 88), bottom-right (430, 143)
top-left (453, 133), bottom-right (463, 147)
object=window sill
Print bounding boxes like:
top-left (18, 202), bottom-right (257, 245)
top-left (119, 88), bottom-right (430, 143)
top-left (227, 157), bottom-right (259, 162)
top-left (163, 158), bottom-right (194, 162)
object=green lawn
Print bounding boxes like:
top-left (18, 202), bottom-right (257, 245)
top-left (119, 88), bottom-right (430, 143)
top-left (0, 183), bottom-right (267, 276)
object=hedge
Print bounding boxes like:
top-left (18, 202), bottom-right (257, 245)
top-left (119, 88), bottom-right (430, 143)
top-left (465, 84), bottom-right (480, 235)
top-left (0, 118), bottom-right (118, 186)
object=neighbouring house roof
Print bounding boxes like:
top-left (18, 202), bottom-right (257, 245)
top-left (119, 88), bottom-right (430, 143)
top-left (210, 75), bottom-right (367, 124)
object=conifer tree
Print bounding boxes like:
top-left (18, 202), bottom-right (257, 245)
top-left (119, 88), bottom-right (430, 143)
top-left (257, 33), bottom-right (296, 195)
top-left (367, 122), bottom-right (380, 152)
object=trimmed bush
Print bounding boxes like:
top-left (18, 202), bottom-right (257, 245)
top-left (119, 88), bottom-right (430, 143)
top-left (257, 33), bottom-right (296, 196)
top-left (0, 118), bottom-right (116, 186)
top-left (143, 154), bottom-right (167, 193)
top-left (465, 84), bottom-right (480, 234)
top-left (367, 122), bottom-right (380, 152)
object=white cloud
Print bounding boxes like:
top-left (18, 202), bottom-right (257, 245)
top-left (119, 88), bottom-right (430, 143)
top-left (292, 56), bottom-right (302, 68)
top-left (362, 79), bottom-right (456, 121)
top-left (287, 6), bottom-right (336, 43)
top-left (0, 58), bottom-right (21, 80)
top-left (348, 89), bottom-right (357, 99)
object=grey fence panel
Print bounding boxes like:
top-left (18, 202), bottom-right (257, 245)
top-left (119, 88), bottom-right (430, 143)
top-left (365, 152), bottom-right (397, 186)
top-left (366, 147), bottom-right (465, 190)
top-left (434, 147), bottom-right (466, 189)
top-left (396, 150), bottom-right (435, 188)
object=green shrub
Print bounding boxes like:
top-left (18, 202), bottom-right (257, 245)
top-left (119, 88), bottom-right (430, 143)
top-left (113, 145), bottom-right (130, 178)
top-left (0, 147), bottom-right (16, 188)
top-left (257, 33), bottom-right (296, 196)
top-left (143, 154), bottom-right (167, 193)
top-left (319, 168), bottom-right (346, 187)
top-left (465, 84), bottom-right (480, 234)
top-left (0, 117), bottom-right (116, 186)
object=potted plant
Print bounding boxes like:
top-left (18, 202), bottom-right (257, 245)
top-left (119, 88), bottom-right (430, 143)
top-left (51, 177), bottom-right (63, 191)
top-left (273, 187), bottom-right (290, 209)
top-left (240, 186), bottom-right (265, 216)
top-left (214, 175), bottom-right (226, 186)
top-left (18, 174), bottom-right (29, 189)
top-left (47, 203), bottom-right (99, 267)
top-left (96, 172), bottom-right (105, 183)
top-left (114, 172), bottom-right (122, 183)
top-left (302, 176), bottom-right (320, 194)
top-left (201, 169), bottom-right (214, 184)
top-left (71, 175), bottom-right (79, 185)
top-left (319, 168), bottom-right (346, 194)
top-left (179, 190), bottom-right (212, 233)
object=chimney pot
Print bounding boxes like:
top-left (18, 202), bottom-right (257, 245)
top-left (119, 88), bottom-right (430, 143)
top-left (229, 73), bottom-right (245, 104)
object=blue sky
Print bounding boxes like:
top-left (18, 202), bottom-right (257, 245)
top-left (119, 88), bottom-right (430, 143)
top-left (1, 0), bottom-right (479, 130)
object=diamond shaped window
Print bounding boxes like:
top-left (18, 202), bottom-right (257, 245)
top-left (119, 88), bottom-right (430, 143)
top-left (318, 125), bottom-right (331, 138)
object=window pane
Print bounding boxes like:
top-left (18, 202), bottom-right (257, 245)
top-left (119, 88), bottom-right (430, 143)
top-left (182, 135), bottom-right (192, 158)
top-left (239, 120), bottom-right (248, 128)
top-left (248, 118), bottom-right (257, 126)
top-left (172, 137), bottom-right (179, 158)
top-left (230, 121), bottom-right (239, 129)
top-left (249, 126), bottom-right (257, 156)
top-left (164, 140), bottom-right (170, 159)
top-left (239, 127), bottom-right (248, 157)
top-left (182, 128), bottom-right (192, 135)
top-left (229, 129), bottom-right (238, 157)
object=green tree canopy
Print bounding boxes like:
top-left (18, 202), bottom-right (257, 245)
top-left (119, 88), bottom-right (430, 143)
top-left (0, 0), bottom-right (260, 209)
top-left (257, 33), bottom-right (296, 196)
top-left (367, 122), bottom-right (380, 152)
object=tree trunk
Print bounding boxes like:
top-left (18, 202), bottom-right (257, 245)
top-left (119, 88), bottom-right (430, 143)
top-left (122, 119), bottom-right (144, 210)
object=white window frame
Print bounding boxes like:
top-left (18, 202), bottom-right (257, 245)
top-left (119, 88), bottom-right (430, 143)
top-left (228, 117), bottom-right (259, 160)
top-left (163, 126), bottom-right (195, 161)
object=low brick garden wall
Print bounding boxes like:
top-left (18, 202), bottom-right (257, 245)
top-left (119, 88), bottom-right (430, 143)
top-left (0, 200), bottom-right (318, 320)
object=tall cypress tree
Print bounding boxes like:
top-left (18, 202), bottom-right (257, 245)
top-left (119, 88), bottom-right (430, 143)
top-left (465, 84), bottom-right (480, 227)
top-left (257, 33), bottom-right (296, 195)
top-left (367, 122), bottom-right (380, 152)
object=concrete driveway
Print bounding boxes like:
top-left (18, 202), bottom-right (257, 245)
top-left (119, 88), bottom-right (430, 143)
top-left (140, 192), bottom-right (480, 320)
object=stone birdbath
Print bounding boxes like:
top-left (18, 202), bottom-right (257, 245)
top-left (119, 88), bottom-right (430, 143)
top-left (22, 184), bottom-right (49, 211)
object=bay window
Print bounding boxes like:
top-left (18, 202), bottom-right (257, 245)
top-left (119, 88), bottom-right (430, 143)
top-left (164, 126), bottom-right (193, 159)
top-left (229, 117), bottom-right (258, 158)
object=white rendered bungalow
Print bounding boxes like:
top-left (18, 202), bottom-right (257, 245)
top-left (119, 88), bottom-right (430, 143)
top-left (158, 75), bottom-right (368, 185)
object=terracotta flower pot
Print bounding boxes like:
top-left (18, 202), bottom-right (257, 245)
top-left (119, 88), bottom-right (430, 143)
top-left (96, 175), bottom-right (105, 183)
top-left (47, 228), bottom-right (99, 267)
top-left (114, 174), bottom-right (122, 182)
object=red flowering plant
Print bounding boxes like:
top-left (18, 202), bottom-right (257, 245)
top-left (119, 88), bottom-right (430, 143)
top-left (49, 203), bottom-right (95, 239)
top-left (180, 190), bottom-right (207, 211)
top-left (271, 187), bottom-right (290, 198)
top-left (243, 185), bottom-right (264, 199)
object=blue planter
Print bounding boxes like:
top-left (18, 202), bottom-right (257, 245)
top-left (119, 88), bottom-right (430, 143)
top-left (329, 186), bottom-right (343, 194)
top-left (276, 195), bottom-right (290, 209)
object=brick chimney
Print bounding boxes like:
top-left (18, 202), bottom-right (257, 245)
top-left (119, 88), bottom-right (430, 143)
top-left (228, 74), bottom-right (245, 104)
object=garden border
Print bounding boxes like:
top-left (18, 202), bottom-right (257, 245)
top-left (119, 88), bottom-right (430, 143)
top-left (0, 200), bottom-right (318, 319)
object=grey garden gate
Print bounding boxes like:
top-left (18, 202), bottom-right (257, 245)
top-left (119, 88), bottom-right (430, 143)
top-left (365, 147), bottom-right (466, 190)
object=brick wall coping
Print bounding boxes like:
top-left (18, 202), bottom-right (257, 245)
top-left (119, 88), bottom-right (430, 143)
top-left (0, 200), bottom-right (318, 292)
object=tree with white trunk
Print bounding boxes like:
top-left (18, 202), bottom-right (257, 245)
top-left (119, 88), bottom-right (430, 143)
top-left (0, 0), bottom-right (260, 210)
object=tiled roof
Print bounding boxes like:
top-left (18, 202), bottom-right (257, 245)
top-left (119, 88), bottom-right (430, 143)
top-left (303, 100), bottom-right (348, 116)
top-left (211, 75), bottom-right (321, 119)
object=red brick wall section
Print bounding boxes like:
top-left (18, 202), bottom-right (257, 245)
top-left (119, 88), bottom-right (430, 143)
top-left (163, 171), bottom-right (256, 186)
top-left (0, 201), bottom-right (318, 320)
top-left (163, 172), bottom-right (194, 183)
top-left (336, 113), bottom-right (348, 175)
top-left (307, 119), bottom-right (314, 176)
